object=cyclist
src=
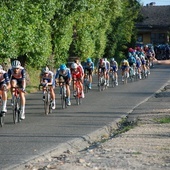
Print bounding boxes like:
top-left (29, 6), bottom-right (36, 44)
top-left (55, 64), bottom-right (72, 106)
top-left (74, 57), bottom-right (84, 76)
top-left (110, 58), bottom-right (118, 86)
top-left (104, 58), bottom-right (110, 86)
top-left (71, 63), bottom-right (85, 98)
top-left (0, 65), bottom-right (10, 116)
top-left (135, 56), bottom-right (142, 79)
top-left (83, 58), bottom-right (94, 89)
top-left (8, 60), bottom-right (26, 120)
top-left (39, 66), bottom-right (56, 110)
top-left (97, 58), bottom-right (107, 85)
top-left (120, 59), bottom-right (129, 82)
top-left (127, 48), bottom-right (136, 77)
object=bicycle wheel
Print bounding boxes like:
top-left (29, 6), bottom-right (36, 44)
top-left (44, 92), bottom-right (50, 115)
top-left (13, 97), bottom-right (19, 124)
top-left (76, 87), bottom-right (81, 105)
top-left (84, 80), bottom-right (89, 94)
top-left (61, 87), bottom-right (65, 109)
top-left (0, 113), bottom-right (4, 127)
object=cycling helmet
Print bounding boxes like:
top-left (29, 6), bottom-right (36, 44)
top-left (111, 58), bottom-right (115, 62)
top-left (86, 58), bottom-right (92, 63)
top-left (104, 58), bottom-right (107, 61)
top-left (60, 64), bottom-right (66, 71)
top-left (12, 60), bottom-right (21, 68)
top-left (42, 66), bottom-right (49, 73)
top-left (71, 63), bottom-right (78, 69)
top-left (128, 48), bottom-right (134, 53)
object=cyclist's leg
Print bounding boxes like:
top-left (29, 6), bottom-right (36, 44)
top-left (18, 80), bottom-right (26, 120)
top-left (50, 86), bottom-right (56, 109)
top-left (65, 78), bottom-right (71, 106)
top-left (1, 84), bottom-right (8, 114)
top-left (114, 71), bottom-right (118, 85)
top-left (79, 79), bottom-right (85, 98)
top-left (10, 79), bottom-right (17, 104)
top-left (106, 70), bottom-right (110, 86)
top-left (88, 70), bottom-right (93, 89)
top-left (121, 67), bottom-right (125, 81)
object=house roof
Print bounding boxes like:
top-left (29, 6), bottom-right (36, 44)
top-left (136, 5), bottom-right (170, 29)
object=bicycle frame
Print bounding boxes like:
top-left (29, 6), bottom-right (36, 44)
top-left (73, 78), bottom-right (82, 105)
top-left (84, 73), bottom-right (90, 93)
top-left (59, 81), bottom-right (67, 109)
top-left (44, 86), bottom-right (52, 115)
top-left (0, 94), bottom-right (4, 127)
top-left (109, 70), bottom-right (116, 88)
top-left (98, 71), bottom-right (106, 91)
top-left (12, 87), bottom-right (21, 124)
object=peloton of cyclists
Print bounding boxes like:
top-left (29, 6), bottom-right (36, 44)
top-left (8, 60), bottom-right (26, 120)
top-left (55, 64), bottom-right (72, 106)
top-left (0, 65), bottom-right (10, 116)
top-left (83, 58), bottom-right (94, 89)
top-left (39, 66), bottom-right (56, 110)
top-left (70, 62), bottom-right (85, 98)
top-left (109, 58), bottom-right (118, 86)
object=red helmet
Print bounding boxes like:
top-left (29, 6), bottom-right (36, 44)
top-left (128, 48), bottom-right (134, 53)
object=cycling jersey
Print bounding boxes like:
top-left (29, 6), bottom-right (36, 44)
top-left (8, 67), bottom-right (26, 88)
top-left (84, 62), bottom-right (94, 74)
top-left (110, 61), bottom-right (118, 72)
top-left (120, 60), bottom-right (129, 70)
top-left (55, 68), bottom-right (71, 84)
top-left (105, 60), bottom-right (110, 72)
top-left (71, 66), bottom-right (83, 80)
top-left (40, 71), bottom-right (54, 84)
top-left (0, 70), bottom-right (10, 88)
top-left (8, 67), bottom-right (26, 80)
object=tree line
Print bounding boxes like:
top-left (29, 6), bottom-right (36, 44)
top-left (0, 0), bottom-right (141, 69)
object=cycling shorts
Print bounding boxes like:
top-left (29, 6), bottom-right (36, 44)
top-left (59, 75), bottom-right (70, 85)
top-left (84, 68), bottom-right (93, 75)
top-left (11, 78), bottom-right (24, 88)
top-left (110, 66), bottom-right (117, 72)
top-left (121, 65), bottom-right (128, 71)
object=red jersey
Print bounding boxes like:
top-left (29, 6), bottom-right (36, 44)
top-left (71, 66), bottom-right (83, 80)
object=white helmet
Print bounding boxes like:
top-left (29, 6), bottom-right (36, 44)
top-left (42, 66), bottom-right (49, 73)
top-left (12, 60), bottom-right (21, 68)
top-left (71, 63), bottom-right (78, 69)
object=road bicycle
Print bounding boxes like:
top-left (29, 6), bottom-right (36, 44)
top-left (98, 70), bottom-right (106, 91)
top-left (39, 84), bottom-right (53, 115)
top-left (84, 73), bottom-right (90, 93)
top-left (12, 87), bottom-right (21, 124)
top-left (58, 77), bottom-right (67, 109)
top-left (122, 70), bottom-right (128, 84)
top-left (0, 95), bottom-right (5, 127)
top-left (109, 70), bottom-right (117, 88)
top-left (73, 78), bottom-right (82, 105)
top-left (129, 66), bottom-right (135, 82)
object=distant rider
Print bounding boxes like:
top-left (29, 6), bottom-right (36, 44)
top-left (39, 66), bottom-right (56, 109)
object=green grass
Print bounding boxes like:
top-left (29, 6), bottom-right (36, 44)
top-left (155, 117), bottom-right (170, 124)
top-left (26, 66), bottom-right (41, 94)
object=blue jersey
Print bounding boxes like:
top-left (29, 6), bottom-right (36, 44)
top-left (84, 62), bottom-right (94, 71)
top-left (55, 68), bottom-right (71, 79)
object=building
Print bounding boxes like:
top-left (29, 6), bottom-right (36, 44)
top-left (136, 4), bottom-right (170, 45)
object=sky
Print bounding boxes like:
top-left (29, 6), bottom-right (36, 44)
top-left (140, 0), bottom-right (170, 6)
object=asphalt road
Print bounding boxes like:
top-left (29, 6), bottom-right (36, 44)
top-left (0, 64), bottom-right (170, 170)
